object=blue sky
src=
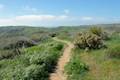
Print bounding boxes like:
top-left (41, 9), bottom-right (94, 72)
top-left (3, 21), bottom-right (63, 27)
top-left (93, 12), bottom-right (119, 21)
top-left (0, 0), bottom-right (120, 26)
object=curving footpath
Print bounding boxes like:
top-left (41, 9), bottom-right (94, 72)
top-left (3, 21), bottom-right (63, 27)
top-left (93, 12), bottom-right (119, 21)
top-left (49, 37), bottom-right (74, 80)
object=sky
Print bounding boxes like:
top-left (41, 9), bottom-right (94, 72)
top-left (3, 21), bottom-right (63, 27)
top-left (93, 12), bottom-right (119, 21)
top-left (0, 0), bottom-right (120, 27)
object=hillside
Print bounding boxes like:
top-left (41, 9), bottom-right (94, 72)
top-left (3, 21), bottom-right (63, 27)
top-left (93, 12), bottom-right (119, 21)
top-left (0, 24), bottom-right (120, 80)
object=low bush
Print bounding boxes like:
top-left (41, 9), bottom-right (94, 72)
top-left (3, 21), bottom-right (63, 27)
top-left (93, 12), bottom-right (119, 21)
top-left (11, 66), bottom-right (25, 80)
top-left (101, 31), bottom-right (110, 40)
top-left (49, 32), bottom-right (57, 37)
top-left (0, 50), bottom-right (18, 60)
top-left (52, 43), bottom-right (63, 51)
top-left (89, 27), bottom-right (102, 36)
top-left (89, 27), bottom-right (110, 40)
top-left (29, 52), bottom-right (58, 72)
top-left (74, 32), bottom-right (104, 49)
top-left (65, 58), bottom-right (89, 75)
top-left (24, 64), bottom-right (48, 80)
top-left (106, 45), bottom-right (120, 58)
top-left (0, 40), bottom-right (64, 80)
top-left (4, 39), bottom-right (36, 50)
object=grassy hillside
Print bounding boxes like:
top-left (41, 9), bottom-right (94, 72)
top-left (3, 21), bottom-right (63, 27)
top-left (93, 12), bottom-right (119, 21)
top-left (0, 24), bottom-right (119, 80)
top-left (64, 27), bottom-right (120, 80)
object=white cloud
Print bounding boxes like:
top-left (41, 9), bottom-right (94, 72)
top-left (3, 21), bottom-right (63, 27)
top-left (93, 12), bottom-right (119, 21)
top-left (81, 16), bottom-right (93, 21)
top-left (15, 15), bottom-right (55, 21)
top-left (15, 15), bottom-right (68, 21)
top-left (57, 15), bottom-right (68, 20)
top-left (0, 14), bottom-right (68, 26)
top-left (0, 14), bottom-right (117, 26)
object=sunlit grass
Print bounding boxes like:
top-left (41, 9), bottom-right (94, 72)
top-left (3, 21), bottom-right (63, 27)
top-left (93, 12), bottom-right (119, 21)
top-left (65, 34), bottom-right (120, 80)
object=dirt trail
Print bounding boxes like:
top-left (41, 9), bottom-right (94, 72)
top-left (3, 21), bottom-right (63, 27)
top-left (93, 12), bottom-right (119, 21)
top-left (49, 38), bottom-right (74, 80)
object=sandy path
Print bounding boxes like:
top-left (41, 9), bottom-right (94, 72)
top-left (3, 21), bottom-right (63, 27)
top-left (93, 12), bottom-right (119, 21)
top-left (49, 38), bottom-right (74, 80)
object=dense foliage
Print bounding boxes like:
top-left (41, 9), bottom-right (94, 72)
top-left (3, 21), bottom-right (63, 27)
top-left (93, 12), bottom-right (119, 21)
top-left (89, 27), bottom-right (110, 40)
top-left (89, 27), bottom-right (102, 36)
top-left (4, 39), bottom-right (36, 50)
top-left (0, 40), bottom-right (64, 80)
top-left (74, 32), bottom-right (104, 49)
top-left (65, 58), bottom-right (89, 74)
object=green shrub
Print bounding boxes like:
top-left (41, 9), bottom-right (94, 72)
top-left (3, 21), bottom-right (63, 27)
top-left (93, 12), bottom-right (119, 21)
top-left (53, 43), bottom-right (64, 51)
top-left (106, 45), bottom-right (120, 58)
top-left (28, 42), bottom-right (64, 73)
top-left (74, 32), bottom-right (104, 49)
top-left (0, 40), bottom-right (64, 80)
top-left (0, 50), bottom-right (18, 60)
top-left (101, 31), bottom-right (110, 40)
top-left (49, 32), bottom-right (57, 37)
top-left (24, 64), bottom-right (48, 80)
top-left (89, 27), bottom-right (102, 36)
top-left (65, 58), bottom-right (89, 74)
top-left (29, 53), bottom-right (53, 65)
top-left (4, 39), bottom-right (36, 50)
top-left (89, 27), bottom-right (110, 40)
top-left (12, 66), bottom-right (25, 80)
top-left (29, 53), bottom-right (47, 65)
top-left (29, 52), bottom-right (60, 72)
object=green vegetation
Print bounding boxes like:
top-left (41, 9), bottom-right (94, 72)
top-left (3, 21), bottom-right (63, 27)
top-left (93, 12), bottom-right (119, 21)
top-left (65, 27), bottom-right (120, 80)
top-left (89, 27), bottom-right (110, 40)
top-left (74, 32), bottom-right (104, 49)
top-left (106, 42), bottom-right (120, 59)
top-left (89, 27), bottom-right (102, 36)
top-left (0, 24), bottom-right (120, 80)
top-left (0, 40), bottom-right (64, 80)
top-left (65, 55), bottom-right (89, 80)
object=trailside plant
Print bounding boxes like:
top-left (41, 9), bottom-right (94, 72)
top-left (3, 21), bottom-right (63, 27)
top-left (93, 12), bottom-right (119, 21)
top-left (74, 32), bottom-right (104, 49)
top-left (65, 58), bottom-right (89, 75)
top-left (106, 45), bottom-right (120, 58)
top-left (89, 27), bottom-right (110, 40)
